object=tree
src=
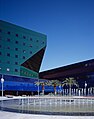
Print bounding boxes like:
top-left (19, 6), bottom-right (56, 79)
top-left (48, 80), bottom-right (62, 95)
top-left (35, 80), bottom-right (62, 95)
top-left (62, 77), bottom-right (78, 96)
top-left (35, 81), bottom-right (46, 95)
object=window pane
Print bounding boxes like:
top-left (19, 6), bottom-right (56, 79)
top-left (7, 53), bottom-right (10, 57)
top-left (23, 36), bottom-right (26, 39)
top-left (16, 34), bottom-right (18, 37)
top-left (15, 48), bottom-right (18, 51)
top-left (15, 62), bottom-right (18, 65)
top-left (7, 38), bottom-right (10, 42)
top-left (0, 52), bottom-right (2, 55)
top-left (7, 31), bottom-right (10, 34)
top-left (23, 56), bottom-right (25, 59)
top-left (15, 41), bottom-right (18, 44)
top-left (15, 69), bottom-right (18, 72)
top-left (15, 55), bottom-right (18, 58)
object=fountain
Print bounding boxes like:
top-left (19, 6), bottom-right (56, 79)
top-left (0, 96), bottom-right (94, 116)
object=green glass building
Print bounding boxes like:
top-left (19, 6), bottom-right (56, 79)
top-left (0, 20), bottom-right (47, 79)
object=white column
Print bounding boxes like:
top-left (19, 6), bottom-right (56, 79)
top-left (72, 89), bottom-right (73, 95)
top-left (76, 89), bottom-right (78, 96)
top-left (78, 90), bottom-right (80, 96)
top-left (85, 81), bottom-right (87, 96)
top-left (88, 88), bottom-right (89, 96)
top-left (82, 88), bottom-right (83, 96)
top-left (67, 89), bottom-right (68, 95)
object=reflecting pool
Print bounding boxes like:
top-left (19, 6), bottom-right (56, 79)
top-left (0, 96), bottom-right (94, 116)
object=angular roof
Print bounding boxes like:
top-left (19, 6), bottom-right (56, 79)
top-left (39, 59), bottom-right (94, 80)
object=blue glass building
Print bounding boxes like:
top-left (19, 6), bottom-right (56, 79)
top-left (0, 20), bottom-right (47, 95)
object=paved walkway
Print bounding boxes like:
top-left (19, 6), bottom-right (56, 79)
top-left (0, 111), bottom-right (94, 119)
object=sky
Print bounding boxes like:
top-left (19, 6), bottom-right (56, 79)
top-left (0, 0), bottom-right (94, 72)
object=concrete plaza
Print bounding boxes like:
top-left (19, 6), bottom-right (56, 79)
top-left (0, 111), bottom-right (94, 119)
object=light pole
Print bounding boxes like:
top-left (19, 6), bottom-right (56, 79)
top-left (85, 81), bottom-right (87, 96)
top-left (1, 75), bottom-right (4, 97)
